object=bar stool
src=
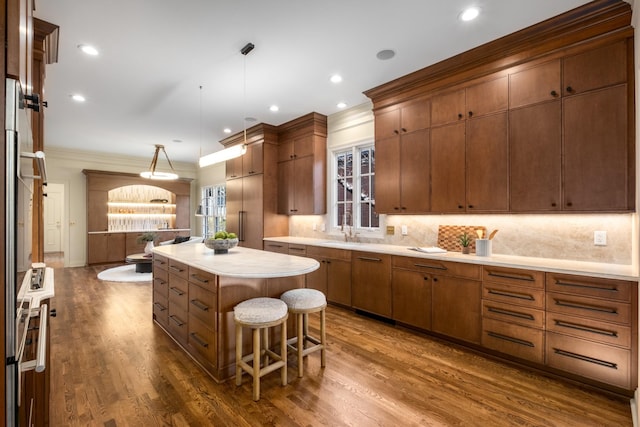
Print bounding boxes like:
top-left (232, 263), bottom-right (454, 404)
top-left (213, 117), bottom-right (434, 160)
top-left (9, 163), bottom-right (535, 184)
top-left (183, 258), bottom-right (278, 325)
top-left (280, 288), bottom-right (327, 378)
top-left (234, 297), bottom-right (288, 401)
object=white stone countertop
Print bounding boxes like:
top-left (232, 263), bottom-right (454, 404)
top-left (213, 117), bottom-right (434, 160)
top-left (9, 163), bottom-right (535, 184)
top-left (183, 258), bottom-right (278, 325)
top-left (153, 243), bottom-right (319, 279)
top-left (264, 236), bottom-right (640, 281)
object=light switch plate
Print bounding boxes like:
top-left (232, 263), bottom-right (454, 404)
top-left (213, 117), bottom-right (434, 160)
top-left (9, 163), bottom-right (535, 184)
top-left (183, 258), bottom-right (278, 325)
top-left (401, 225), bottom-right (408, 235)
top-left (594, 230), bottom-right (607, 246)
top-left (386, 226), bottom-right (395, 235)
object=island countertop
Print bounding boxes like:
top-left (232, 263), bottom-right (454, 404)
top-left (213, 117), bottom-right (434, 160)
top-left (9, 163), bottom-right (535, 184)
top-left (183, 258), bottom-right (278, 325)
top-left (152, 243), bottom-right (319, 278)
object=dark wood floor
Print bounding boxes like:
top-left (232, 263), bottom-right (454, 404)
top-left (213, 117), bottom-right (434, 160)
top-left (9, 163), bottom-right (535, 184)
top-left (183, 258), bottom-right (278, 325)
top-left (47, 262), bottom-right (632, 426)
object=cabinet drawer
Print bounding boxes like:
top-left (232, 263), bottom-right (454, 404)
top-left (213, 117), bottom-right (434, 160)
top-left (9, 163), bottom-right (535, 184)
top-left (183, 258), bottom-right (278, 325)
top-left (482, 300), bottom-right (544, 329)
top-left (153, 269), bottom-right (169, 297)
top-left (483, 266), bottom-right (544, 289)
top-left (306, 245), bottom-right (351, 261)
top-left (482, 318), bottom-right (544, 364)
top-left (546, 292), bottom-right (630, 325)
top-left (188, 267), bottom-right (217, 291)
top-left (546, 332), bottom-right (630, 389)
top-left (189, 283), bottom-right (217, 326)
top-left (546, 312), bottom-right (631, 349)
top-left (153, 292), bottom-right (169, 327)
top-left (482, 282), bottom-right (545, 309)
top-left (263, 241), bottom-right (288, 254)
top-left (288, 244), bottom-right (307, 255)
top-left (392, 256), bottom-right (481, 280)
top-left (168, 305), bottom-right (188, 343)
top-left (169, 276), bottom-right (189, 311)
top-left (546, 272), bottom-right (632, 302)
top-left (188, 314), bottom-right (217, 366)
top-left (153, 254), bottom-right (168, 271)
top-left (168, 259), bottom-right (189, 280)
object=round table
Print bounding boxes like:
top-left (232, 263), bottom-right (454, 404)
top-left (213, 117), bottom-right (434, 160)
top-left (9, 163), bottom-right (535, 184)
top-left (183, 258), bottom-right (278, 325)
top-left (125, 253), bottom-right (153, 273)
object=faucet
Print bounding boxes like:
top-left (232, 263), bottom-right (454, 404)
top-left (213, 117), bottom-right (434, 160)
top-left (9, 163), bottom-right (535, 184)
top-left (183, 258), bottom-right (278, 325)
top-left (340, 211), bottom-right (359, 242)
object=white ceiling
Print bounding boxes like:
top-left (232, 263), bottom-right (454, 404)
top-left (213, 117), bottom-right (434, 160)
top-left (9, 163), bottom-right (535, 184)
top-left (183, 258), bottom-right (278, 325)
top-left (34, 0), bottom-right (593, 163)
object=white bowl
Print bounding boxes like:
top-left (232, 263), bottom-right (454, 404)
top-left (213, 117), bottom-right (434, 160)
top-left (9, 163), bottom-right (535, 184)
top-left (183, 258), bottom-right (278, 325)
top-left (204, 238), bottom-right (239, 253)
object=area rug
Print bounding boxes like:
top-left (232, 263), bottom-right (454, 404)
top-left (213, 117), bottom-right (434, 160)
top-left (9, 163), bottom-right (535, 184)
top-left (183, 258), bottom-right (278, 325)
top-left (97, 265), bottom-right (151, 282)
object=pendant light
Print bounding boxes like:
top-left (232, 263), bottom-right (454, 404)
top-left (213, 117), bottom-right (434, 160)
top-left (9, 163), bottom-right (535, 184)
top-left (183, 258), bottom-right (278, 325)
top-left (199, 42), bottom-right (254, 168)
top-left (140, 144), bottom-right (179, 180)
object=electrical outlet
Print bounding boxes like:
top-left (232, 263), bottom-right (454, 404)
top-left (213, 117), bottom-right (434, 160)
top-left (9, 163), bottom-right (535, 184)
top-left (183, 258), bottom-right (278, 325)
top-left (401, 225), bottom-right (408, 235)
top-left (594, 230), bottom-right (607, 246)
top-left (386, 226), bottom-right (395, 235)
top-left (312, 223), bottom-right (317, 231)
top-left (320, 223), bottom-right (326, 232)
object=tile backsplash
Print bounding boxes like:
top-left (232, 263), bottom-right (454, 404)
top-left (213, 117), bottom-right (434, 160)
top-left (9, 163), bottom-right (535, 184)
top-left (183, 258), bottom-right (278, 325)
top-left (289, 213), bottom-right (635, 265)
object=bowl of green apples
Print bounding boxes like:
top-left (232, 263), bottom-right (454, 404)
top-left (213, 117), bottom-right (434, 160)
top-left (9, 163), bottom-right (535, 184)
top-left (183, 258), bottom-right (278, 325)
top-left (204, 231), bottom-right (239, 254)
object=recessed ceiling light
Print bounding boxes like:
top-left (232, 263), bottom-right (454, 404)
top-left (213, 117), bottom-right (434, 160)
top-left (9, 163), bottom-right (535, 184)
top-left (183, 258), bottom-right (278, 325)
top-left (337, 102), bottom-right (347, 109)
top-left (71, 94), bottom-right (86, 102)
top-left (269, 105), bottom-right (279, 112)
top-left (330, 74), bottom-right (343, 84)
top-left (223, 128), bottom-right (232, 134)
top-left (172, 139), bottom-right (182, 143)
top-left (376, 49), bottom-right (396, 60)
top-left (460, 7), bottom-right (480, 21)
top-left (78, 44), bottom-right (99, 56)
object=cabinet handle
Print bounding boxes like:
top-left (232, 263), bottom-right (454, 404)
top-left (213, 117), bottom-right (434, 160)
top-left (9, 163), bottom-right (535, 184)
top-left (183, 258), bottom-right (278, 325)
top-left (552, 348), bottom-right (617, 369)
top-left (268, 244), bottom-right (284, 248)
top-left (458, 205), bottom-right (464, 209)
top-left (190, 332), bottom-right (209, 348)
top-left (487, 271), bottom-right (535, 282)
top-left (393, 129), bottom-right (399, 135)
top-left (169, 315), bottom-right (184, 327)
top-left (487, 288), bottom-right (535, 301)
top-left (458, 113), bottom-right (463, 119)
top-left (238, 211), bottom-right (245, 242)
top-left (553, 298), bottom-right (617, 315)
top-left (487, 306), bottom-right (534, 320)
top-left (154, 278), bottom-right (166, 285)
top-left (551, 202), bottom-right (557, 207)
top-left (550, 90), bottom-right (558, 97)
top-left (468, 204), bottom-right (474, 209)
top-left (289, 247), bottom-right (304, 251)
top-left (357, 256), bottom-right (382, 262)
top-left (153, 302), bottom-right (167, 311)
top-left (190, 274), bottom-right (210, 284)
top-left (190, 299), bottom-right (209, 312)
top-left (401, 128), bottom-right (407, 133)
top-left (326, 260), bottom-right (331, 264)
top-left (413, 263), bottom-right (447, 271)
top-left (554, 319), bottom-right (618, 338)
top-left (566, 86), bottom-right (574, 94)
top-left (290, 209), bottom-right (298, 212)
top-left (566, 201), bottom-right (573, 207)
top-left (401, 206), bottom-right (406, 210)
top-left (487, 331), bottom-right (534, 347)
top-left (554, 280), bottom-right (618, 293)
top-left (394, 207), bottom-right (400, 210)
top-left (468, 111), bottom-right (473, 118)
top-left (169, 265), bottom-right (184, 273)
top-left (155, 260), bottom-right (166, 266)
top-left (169, 287), bottom-right (185, 296)
top-left (433, 277), bottom-right (438, 282)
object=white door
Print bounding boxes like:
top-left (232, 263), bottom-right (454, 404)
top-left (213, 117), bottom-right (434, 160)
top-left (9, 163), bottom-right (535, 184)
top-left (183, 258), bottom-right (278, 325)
top-left (43, 183), bottom-right (64, 253)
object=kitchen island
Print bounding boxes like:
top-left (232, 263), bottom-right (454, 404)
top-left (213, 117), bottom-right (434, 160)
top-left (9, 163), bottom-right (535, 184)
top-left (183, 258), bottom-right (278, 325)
top-left (151, 244), bottom-right (319, 382)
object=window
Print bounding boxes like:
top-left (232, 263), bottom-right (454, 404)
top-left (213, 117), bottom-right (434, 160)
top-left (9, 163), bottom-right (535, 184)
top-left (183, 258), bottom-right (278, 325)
top-left (334, 143), bottom-right (379, 232)
top-left (200, 185), bottom-right (226, 239)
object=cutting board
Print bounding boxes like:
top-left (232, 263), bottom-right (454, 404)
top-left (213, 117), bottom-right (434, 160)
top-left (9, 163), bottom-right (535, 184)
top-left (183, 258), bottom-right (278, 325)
top-left (437, 225), bottom-right (487, 252)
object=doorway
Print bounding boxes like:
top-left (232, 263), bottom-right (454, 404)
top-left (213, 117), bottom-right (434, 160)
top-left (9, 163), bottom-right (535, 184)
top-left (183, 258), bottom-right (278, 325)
top-left (43, 182), bottom-right (64, 267)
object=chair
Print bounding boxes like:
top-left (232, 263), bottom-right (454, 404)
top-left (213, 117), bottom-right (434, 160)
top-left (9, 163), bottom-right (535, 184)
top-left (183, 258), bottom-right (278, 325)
top-left (234, 297), bottom-right (288, 401)
top-left (280, 288), bottom-right (327, 378)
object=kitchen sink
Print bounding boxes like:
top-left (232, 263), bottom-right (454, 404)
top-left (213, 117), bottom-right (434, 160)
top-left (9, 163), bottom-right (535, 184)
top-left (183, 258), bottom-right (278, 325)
top-left (320, 240), bottom-right (362, 248)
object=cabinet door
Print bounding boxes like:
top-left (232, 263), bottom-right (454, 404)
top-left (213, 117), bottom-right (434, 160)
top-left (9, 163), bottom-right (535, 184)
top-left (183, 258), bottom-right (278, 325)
top-left (509, 101), bottom-right (562, 211)
top-left (392, 269), bottom-right (431, 330)
top-left (563, 41), bottom-right (627, 95)
top-left (400, 129), bottom-right (430, 213)
top-left (225, 155), bottom-right (243, 179)
top-left (241, 174), bottom-right (264, 250)
top-left (509, 60), bottom-right (561, 109)
top-left (563, 85), bottom-right (629, 211)
top-left (87, 233), bottom-right (108, 264)
top-left (466, 76), bottom-right (508, 118)
top-left (351, 252), bottom-right (391, 317)
top-left (327, 258), bottom-right (351, 307)
top-left (243, 142), bottom-right (263, 176)
top-left (106, 233), bottom-right (125, 263)
top-left (374, 136), bottom-right (401, 213)
top-left (400, 99), bottom-right (430, 132)
top-left (430, 122), bottom-right (466, 212)
top-left (292, 155), bottom-right (316, 214)
top-left (306, 257), bottom-right (328, 295)
top-left (375, 108), bottom-right (401, 139)
top-left (225, 178), bottom-right (242, 237)
top-left (277, 160), bottom-right (294, 214)
top-left (292, 135), bottom-right (314, 158)
top-left (87, 190), bottom-right (108, 231)
top-left (432, 276), bottom-right (482, 344)
top-left (466, 113), bottom-right (509, 212)
top-left (431, 89), bottom-right (465, 127)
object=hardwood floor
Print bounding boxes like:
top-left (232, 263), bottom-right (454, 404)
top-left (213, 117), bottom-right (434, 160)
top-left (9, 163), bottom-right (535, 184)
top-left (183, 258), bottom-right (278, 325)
top-left (48, 264), bottom-right (632, 426)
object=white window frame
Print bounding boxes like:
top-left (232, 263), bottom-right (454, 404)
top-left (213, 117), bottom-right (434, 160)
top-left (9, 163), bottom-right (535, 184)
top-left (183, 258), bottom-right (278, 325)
top-left (200, 184), bottom-right (226, 239)
top-left (331, 141), bottom-right (382, 238)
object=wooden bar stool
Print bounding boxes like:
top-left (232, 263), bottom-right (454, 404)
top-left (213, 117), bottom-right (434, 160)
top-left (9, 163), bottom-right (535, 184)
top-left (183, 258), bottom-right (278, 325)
top-left (234, 297), bottom-right (288, 401)
top-left (280, 288), bottom-right (327, 378)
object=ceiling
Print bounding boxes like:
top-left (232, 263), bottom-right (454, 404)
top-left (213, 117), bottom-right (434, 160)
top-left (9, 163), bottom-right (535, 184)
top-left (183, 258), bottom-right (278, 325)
top-left (33, 0), bottom-right (594, 164)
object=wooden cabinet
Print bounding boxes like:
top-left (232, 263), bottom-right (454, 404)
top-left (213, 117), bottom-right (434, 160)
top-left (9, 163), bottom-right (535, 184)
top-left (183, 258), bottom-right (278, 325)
top-left (152, 254), bottom-right (170, 329)
top-left (375, 99), bottom-right (431, 214)
top-left (225, 142), bottom-right (263, 179)
top-left (186, 267), bottom-right (218, 372)
top-left (351, 251), bottom-right (391, 317)
top-left (87, 232), bottom-right (125, 264)
top-left (305, 245), bottom-right (352, 307)
top-left (277, 113), bottom-right (327, 215)
top-left (263, 240), bottom-right (289, 254)
top-left (481, 266), bottom-right (546, 363)
top-left (391, 256), bottom-right (434, 330)
top-left (226, 174), bottom-right (264, 250)
top-left (430, 122), bottom-right (466, 212)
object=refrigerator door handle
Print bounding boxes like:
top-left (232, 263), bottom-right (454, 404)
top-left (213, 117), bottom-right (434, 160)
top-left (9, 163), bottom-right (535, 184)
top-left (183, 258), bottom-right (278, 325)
top-left (238, 211), bottom-right (245, 242)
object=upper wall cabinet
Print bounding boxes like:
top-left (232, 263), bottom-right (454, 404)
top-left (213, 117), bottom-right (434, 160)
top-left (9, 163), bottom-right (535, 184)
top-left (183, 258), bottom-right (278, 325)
top-left (225, 141), bottom-right (263, 180)
top-left (365, 0), bottom-right (635, 214)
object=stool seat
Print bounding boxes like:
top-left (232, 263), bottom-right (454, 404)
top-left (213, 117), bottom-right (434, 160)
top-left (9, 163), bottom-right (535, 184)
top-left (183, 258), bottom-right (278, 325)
top-left (234, 297), bottom-right (288, 325)
top-left (281, 288), bottom-right (327, 312)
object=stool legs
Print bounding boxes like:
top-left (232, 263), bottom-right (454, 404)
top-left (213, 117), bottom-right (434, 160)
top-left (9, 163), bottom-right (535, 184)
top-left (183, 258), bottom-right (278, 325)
top-left (290, 306), bottom-right (326, 377)
top-left (320, 308), bottom-right (326, 368)
top-left (252, 328), bottom-right (260, 401)
top-left (297, 312), bottom-right (304, 378)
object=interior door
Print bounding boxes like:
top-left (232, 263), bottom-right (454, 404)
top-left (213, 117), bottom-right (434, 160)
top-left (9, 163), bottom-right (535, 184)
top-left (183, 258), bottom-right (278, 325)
top-left (43, 182), bottom-right (63, 253)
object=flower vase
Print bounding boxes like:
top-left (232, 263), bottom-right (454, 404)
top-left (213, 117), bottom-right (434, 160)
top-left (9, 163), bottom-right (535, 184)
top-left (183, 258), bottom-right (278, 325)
top-left (144, 240), bottom-right (154, 255)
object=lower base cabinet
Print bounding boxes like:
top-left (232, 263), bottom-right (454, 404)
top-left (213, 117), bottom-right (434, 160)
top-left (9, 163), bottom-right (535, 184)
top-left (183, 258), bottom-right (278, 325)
top-left (432, 275), bottom-right (482, 344)
top-left (391, 267), bottom-right (432, 330)
top-left (351, 252), bottom-right (391, 317)
top-left (306, 245), bottom-right (352, 306)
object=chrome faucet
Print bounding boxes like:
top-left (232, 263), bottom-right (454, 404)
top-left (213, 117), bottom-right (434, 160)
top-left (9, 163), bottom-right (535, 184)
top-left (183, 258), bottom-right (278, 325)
top-left (340, 211), bottom-right (359, 242)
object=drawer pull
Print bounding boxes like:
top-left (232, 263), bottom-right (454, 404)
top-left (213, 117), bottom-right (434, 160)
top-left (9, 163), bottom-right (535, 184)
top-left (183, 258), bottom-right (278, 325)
top-left (553, 348), bottom-right (618, 369)
top-left (486, 331), bottom-right (534, 347)
top-left (357, 256), bottom-right (382, 262)
top-left (413, 263), bottom-right (447, 271)
top-left (153, 302), bottom-right (167, 311)
top-left (155, 260), bottom-right (166, 266)
top-left (554, 280), bottom-right (618, 293)
top-left (169, 287), bottom-right (185, 296)
top-left (169, 265), bottom-right (185, 273)
top-left (190, 274), bottom-right (210, 284)
top-left (487, 271), bottom-right (535, 282)
top-left (154, 279), bottom-right (166, 285)
top-left (169, 315), bottom-right (184, 327)
top-left (487, 289), bottom-right (535, 301)
top-left (190, 299), bottom-right (210, 312)
top-left (268, 244), bottom-right (283, 248)
top-left (487, 306), bottom-right (535, 321)
top-left (554, 299), bottom-right (617, 315)
top-left (289, 247), bottom-right (305, 251)
top-left (190, 332), bottom-right (209, 348)
top-left (554, 320), bottom-right (618, 338)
